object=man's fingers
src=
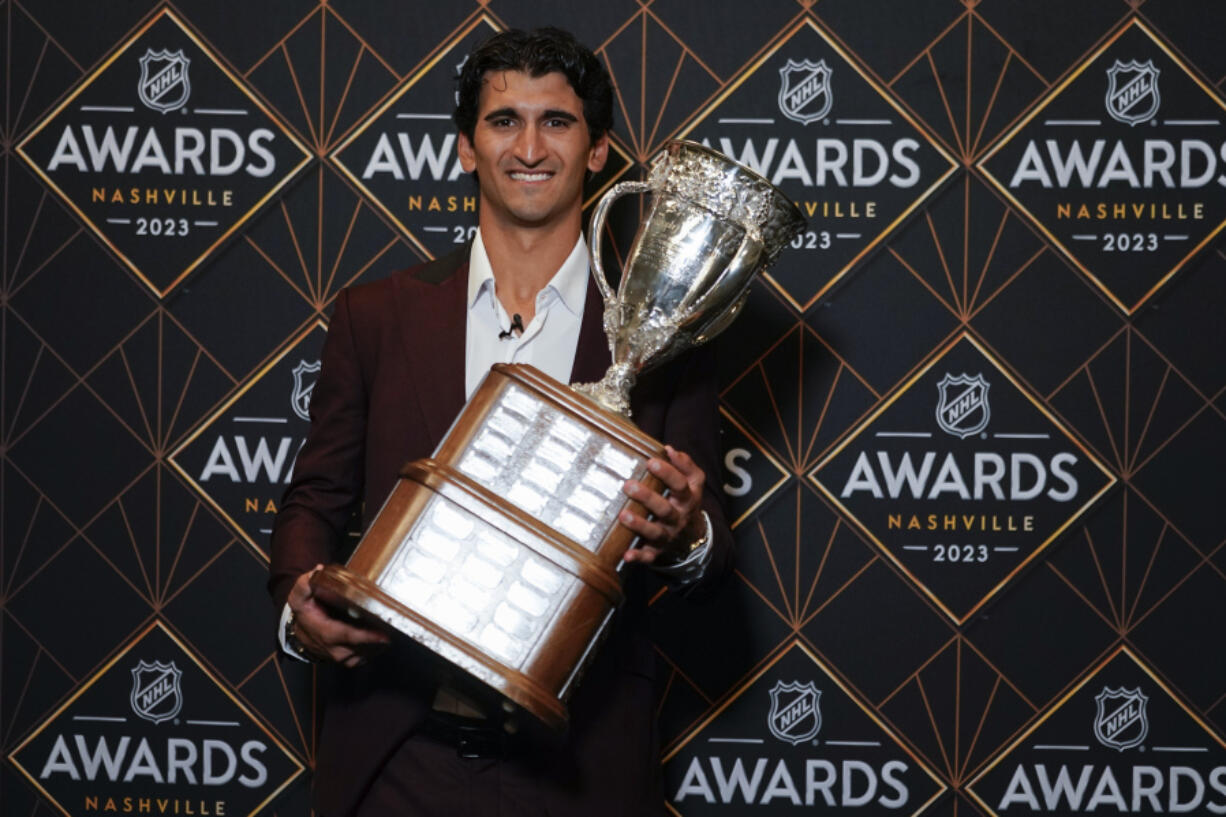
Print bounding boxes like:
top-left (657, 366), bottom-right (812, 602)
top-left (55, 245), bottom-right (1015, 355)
top-left (618, 507), bottom-right (669, 543)
top-left (617, 447), bottom-right (710, 561)
top-left (294, 596), bottom-right (390, 663)
top-left (287, 565), bottom-right (323, 608)
top-left (309, 608), bottom-right (389, 647)
top-left (621, 448), bottom-right (708, 547)
top-left (665, 445), bottom-right (698, 475)
top-left (319, 618), bottom-right (389, 647)
top-left (622, 544), bottom-right (664, 565)
top-left (623, 478), bottom-right (678, 522)
top-left (666, 446), bottom-right (705, 496)
top-left (636, 447), bottom-right (705, 509)
top-left (646, 456), bottom-right (692, 495)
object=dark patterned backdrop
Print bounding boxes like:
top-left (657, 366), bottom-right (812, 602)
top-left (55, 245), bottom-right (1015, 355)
top-left (4, 1), bottom-right (1226, 815)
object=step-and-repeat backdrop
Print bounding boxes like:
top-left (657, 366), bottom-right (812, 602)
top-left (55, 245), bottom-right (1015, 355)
top-left (5, 1), bottom-right (1226, 815)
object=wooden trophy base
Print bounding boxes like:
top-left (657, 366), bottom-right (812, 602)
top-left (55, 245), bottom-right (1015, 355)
top-left (310, 365), bottom-right (665, 731)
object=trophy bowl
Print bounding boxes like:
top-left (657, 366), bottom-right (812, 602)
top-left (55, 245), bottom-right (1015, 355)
top-left (577, 139), bottom-right (807, 415)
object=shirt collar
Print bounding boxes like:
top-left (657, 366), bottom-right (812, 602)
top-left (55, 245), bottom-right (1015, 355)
top-left (467, 228), bottom-right (589, 317)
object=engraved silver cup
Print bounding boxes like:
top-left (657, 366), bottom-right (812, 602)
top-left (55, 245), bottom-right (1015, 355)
top-left (576, 140), bottom-right (806, 416)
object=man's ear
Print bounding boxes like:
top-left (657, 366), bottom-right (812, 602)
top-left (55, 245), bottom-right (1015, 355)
top-left (587, 133), bottom-right (609, 174)
top-left (457, 131), bottom-right (477, 173)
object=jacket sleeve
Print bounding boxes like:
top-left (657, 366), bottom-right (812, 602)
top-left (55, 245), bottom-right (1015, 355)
top-left (268, 288), bottom-right (369, 609)
top-left (657, 345), bottom-right (735, 597)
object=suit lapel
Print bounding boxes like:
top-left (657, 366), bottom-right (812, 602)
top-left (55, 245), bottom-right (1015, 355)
top-left (393, 250), bottom-right (469, 447)
top-left (569, 273), bottom-right (612, 384)
top-left (395, 249), bottom-right (612, 444)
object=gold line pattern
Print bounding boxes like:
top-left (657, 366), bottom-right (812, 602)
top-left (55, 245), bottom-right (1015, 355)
top-left (5, 5), bottom-right (1226, 815)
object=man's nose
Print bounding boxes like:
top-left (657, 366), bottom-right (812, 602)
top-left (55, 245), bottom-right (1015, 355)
top-left (513, 124), bottom-right (545, 164)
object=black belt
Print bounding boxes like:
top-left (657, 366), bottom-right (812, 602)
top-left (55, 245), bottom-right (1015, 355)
top-left (419, 712), bottom-right (509, 759)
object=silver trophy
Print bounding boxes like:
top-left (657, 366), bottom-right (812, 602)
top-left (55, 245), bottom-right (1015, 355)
top-left (313, 140), bottom-right (805, 731)
top-left (576, 139), bottom-right (806, 416)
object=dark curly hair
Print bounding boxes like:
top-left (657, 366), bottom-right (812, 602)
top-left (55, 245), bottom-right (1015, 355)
top-left (453, 28), bottom-right (614, 143)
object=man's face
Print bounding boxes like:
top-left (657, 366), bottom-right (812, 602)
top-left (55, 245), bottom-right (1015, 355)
top-left (457, 70), bottom-right (609, 232)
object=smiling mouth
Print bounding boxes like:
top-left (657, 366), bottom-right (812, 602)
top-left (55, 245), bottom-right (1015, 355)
top-left (509, 171), bottom-right (553, 182)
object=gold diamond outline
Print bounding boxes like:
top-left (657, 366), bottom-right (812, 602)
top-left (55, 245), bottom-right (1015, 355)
top-left (806, 330), bottom-right (1118, 625)
top-left (976, 18), bottom-right (1226, 315)
top-left (7, 619), bottom-right (305, 817)
top-left (328, 11), bottom-right (634, 259)
top-left (661, 638), bottom-right (948, 817)
top-left (671, 17), bottom-right (959, 313)
top-left (167, 319), bottom-right (329, 561)
top-left (13, 5), bottom-right (314, 300)
top-left (964, 643), bottom-right (1226, 815)
top-left (719, 406), bottom-right (791, 530)
top-left (327, 8), bottom-right (498, 259)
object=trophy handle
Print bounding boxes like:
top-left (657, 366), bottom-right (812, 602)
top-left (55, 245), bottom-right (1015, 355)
top-left (588, 180), bottom-right (653, 302)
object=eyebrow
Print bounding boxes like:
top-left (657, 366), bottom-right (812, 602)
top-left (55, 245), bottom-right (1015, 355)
top-left (482, 107), bottom-right (579, 123)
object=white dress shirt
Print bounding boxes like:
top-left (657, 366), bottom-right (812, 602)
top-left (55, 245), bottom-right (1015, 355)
top-left (463, 229), bottom-right (588, 399)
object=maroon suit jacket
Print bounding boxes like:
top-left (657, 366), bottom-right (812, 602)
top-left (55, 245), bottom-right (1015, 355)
top-left (269, 248), bottom-right (732, 817)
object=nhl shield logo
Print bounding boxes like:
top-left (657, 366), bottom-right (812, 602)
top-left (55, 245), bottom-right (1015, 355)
top-left (130, 660), bottom-right (183, 724)
top-left (778, 59), bottom-right (832, 125)
top-left (1094, 686), bottom-right (1149, 751)
top-left (138, 48), bottom-right (191, 114)
top-left (935, 373), bottom-right (990, 439)
top-left (768, 681), bottom-right (822, 745)
top-left (291, 359), bottom-right (321, 422)
top-left (1105, 59), bottom-right (1160, 126)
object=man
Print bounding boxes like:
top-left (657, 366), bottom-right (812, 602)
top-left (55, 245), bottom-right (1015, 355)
top-left (270, 28), bottom-right (732, 816)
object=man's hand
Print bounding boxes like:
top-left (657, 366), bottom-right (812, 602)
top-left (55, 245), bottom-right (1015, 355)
top-left (287, 566), bottom-right (390, 667)
top-left (619, 445), bottom-right (707, 567)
